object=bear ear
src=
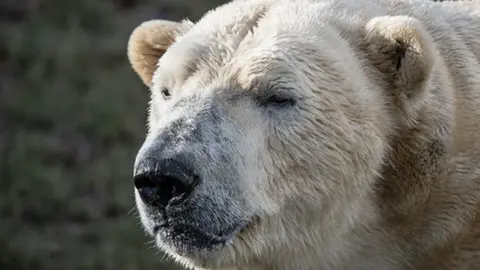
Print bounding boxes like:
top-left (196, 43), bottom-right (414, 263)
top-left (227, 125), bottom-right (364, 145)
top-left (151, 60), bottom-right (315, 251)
top-left (363, 16), bottom-right (435, 100)
top-left (127, 19), bottom-right (192, 87)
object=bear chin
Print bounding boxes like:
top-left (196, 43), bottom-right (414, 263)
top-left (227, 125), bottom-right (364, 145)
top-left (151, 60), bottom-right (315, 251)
top-left (142, 201), bottom-right (257, 255)
top-left (153, 222), bottom-right (254, 269)
top-left (153, 219), bottom-right (248, 254)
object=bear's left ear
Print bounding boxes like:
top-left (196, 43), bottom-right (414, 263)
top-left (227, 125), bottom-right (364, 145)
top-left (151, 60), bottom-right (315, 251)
top-left (363, 16), bottom-right (435, 100)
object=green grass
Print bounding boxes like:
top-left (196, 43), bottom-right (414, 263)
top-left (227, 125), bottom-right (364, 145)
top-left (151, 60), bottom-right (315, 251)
top-left (0, 0), bottom-right (225, 269)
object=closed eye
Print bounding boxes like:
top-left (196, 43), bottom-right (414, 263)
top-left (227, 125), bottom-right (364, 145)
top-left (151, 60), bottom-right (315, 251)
top-left (262, 94), bottom-right (296, 107)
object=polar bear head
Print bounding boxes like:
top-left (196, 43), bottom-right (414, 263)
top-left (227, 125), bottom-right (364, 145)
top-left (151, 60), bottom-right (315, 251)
top-left (128, 0), bottom-right (436, 268)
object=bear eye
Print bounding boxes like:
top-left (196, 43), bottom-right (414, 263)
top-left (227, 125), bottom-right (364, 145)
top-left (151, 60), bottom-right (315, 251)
top-left (161, 87), bottom-right (171, 99)
top-left (263, 94), bottom-right (296, 107)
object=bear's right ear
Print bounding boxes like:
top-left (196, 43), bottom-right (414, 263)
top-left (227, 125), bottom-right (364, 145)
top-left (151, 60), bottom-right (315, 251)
top-left (127, 19), bottom-right (192, 87)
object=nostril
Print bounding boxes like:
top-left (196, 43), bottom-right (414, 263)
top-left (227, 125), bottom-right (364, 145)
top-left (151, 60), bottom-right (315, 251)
top-left (156, 175), bottom-right (189, 206)
top-left (134, 172), bottom-right (195, 207)
top-left (133, 173), bottom-right (155, 190)
top-left (133, 174), bottom-right (161, 205)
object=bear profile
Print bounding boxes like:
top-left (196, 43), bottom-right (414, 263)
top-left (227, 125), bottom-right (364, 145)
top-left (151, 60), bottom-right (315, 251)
top-left (127, 0), bottom-right (480, 269)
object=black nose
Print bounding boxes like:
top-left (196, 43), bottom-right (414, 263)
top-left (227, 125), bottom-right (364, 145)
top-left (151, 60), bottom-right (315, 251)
top-left (133, 158), bottom-right (199, 207)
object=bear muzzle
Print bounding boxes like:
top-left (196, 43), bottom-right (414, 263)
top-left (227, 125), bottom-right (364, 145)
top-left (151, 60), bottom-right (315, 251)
top-left (132, 113), bottom-right (253, 255)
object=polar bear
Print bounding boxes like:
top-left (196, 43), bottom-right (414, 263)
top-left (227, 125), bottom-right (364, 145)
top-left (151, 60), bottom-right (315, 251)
top-left (127, 0), bottom-right (480, 269)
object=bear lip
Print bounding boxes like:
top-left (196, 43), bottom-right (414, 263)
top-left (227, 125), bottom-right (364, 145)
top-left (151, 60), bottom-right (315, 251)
top-left (152, 217), bottom-right (253, 254)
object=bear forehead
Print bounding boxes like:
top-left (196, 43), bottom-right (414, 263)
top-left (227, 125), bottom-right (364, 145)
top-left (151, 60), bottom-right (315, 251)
top-left (152, 0), bottom-right (354, 93)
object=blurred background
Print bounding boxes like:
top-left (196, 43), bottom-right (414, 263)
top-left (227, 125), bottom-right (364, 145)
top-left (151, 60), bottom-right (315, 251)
top-left (0, 0), bottom-right (226, 269)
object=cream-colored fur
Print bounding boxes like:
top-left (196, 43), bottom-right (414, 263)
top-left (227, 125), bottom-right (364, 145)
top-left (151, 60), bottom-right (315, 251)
top-left (127, 0), bottom-right (480, 269)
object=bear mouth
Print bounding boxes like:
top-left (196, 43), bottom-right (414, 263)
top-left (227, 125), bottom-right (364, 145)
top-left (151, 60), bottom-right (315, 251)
top-left (154, 222), bottom-right (234, 253)
top-left (152, 216), bottom-right (254, 255)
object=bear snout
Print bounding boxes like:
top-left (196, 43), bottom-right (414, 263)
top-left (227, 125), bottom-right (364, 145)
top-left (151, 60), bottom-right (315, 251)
top-left (133, 156), bottom-right (200, 209)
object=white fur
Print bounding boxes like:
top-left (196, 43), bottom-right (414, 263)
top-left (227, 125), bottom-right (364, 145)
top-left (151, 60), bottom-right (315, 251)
top-left (128, 0), bottom-right (480, 269)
